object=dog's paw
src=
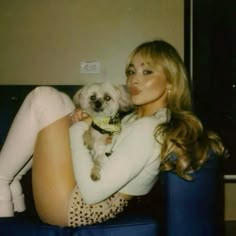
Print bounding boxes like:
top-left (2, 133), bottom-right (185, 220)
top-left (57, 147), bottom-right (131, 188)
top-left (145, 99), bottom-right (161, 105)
top-left (90, 167), bottom-right (101, 181)
top-left (90, 172), bottom-right (101, 181)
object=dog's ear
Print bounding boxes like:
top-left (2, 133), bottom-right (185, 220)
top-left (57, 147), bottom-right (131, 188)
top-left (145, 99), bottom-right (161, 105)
top-left (73, 88), bottom-right (83, 108)
top-left (116, 85), bottom-right (134, 112)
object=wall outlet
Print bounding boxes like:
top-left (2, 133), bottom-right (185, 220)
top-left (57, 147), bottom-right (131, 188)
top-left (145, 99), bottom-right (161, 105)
top-left (80, 61), bottom-right (101, 74)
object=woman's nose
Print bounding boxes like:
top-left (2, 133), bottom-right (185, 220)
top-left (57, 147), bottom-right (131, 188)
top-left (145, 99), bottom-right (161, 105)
top-left (129, 74), bottom-right (139, 84)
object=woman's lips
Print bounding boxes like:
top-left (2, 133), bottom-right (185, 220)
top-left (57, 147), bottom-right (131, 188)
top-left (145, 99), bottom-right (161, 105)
top-left (128, 87), bottom-right (141, 95)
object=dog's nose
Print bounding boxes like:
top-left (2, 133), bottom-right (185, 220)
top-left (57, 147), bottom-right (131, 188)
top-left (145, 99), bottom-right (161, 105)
top-left (95, 100), bottom-right (102, 109)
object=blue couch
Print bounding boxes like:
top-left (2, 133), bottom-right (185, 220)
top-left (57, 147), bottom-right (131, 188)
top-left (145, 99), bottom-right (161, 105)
top-left (0, 85), bottom-right (224, 236)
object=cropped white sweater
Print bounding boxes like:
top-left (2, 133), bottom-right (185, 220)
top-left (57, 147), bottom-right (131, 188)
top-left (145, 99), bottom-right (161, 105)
top-left (69, 108), bottom-right (170, 204)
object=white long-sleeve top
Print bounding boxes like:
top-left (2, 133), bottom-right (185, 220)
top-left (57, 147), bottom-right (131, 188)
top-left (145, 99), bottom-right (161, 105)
top-left (69, 108), bottom-right (170, 204)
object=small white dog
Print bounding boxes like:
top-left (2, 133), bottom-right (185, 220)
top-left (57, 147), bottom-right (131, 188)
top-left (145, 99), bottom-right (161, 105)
top-left (73, 82), bottom-right (133, 181)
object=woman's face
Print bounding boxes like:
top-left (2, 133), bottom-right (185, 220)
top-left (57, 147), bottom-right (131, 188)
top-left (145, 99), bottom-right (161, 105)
top-left (126, 53), bottom-right (171, 114)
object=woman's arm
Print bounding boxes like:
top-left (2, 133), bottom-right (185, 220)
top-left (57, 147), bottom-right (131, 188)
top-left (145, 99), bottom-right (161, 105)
top-left (69, 117), bottom-right (159, 204)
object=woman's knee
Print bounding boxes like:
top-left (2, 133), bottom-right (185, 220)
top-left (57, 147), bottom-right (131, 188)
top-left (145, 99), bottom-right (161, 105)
top-left (28, 86), bottom-right (74, 110)
top-left (27, 86), bottom-right (75, 130)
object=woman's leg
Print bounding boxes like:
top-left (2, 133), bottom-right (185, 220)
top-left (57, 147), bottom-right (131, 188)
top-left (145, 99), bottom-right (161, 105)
top-left (33, 115), bottom-right (76, 226)
top-left (0, 86), bottom-right (75, 218)
top-left (10, 159), bottom-right (32, 213)
top-left (0, 88), bottom-right (40, 216)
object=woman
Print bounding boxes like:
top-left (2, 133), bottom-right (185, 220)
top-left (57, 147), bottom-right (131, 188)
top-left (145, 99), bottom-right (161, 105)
top-left (0, 40), bottom-right (225, 226)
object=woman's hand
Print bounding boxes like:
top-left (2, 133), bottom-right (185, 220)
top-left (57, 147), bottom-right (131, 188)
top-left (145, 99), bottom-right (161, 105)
top-left (70, 108), bottom-right (92, 126)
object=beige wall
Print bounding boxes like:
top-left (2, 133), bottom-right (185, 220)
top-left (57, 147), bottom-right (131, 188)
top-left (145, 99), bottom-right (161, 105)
top-left (225, 183), bottom-right (236, 220)
top-left (0, 0), bottom-right (184, 85)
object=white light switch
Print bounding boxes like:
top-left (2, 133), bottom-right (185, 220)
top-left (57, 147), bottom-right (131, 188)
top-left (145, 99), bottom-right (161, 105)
top-left (80, 61), bottom-right (101, 74)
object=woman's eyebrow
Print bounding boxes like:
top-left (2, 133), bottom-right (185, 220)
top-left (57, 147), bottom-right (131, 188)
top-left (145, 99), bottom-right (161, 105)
top-left (127, 63), bottom-right (134, 68)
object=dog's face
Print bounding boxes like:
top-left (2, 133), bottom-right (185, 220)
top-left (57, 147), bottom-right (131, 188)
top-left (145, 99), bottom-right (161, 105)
top-left (73, 82), bottom-right (133, 117)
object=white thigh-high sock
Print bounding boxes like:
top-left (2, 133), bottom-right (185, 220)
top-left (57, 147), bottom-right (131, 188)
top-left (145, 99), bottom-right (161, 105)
top-left (0, 86), bottom-right (75, 216)
top-left (10, 159), bottom-right (32, 213)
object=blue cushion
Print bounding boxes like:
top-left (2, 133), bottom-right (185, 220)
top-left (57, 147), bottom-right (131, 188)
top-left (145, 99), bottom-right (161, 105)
top-left (0, 214), bottom-right (158, 236)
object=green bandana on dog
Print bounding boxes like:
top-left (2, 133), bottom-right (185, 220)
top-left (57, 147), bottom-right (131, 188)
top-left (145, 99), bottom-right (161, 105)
top-left (91, 114), bottom-right (121, 135)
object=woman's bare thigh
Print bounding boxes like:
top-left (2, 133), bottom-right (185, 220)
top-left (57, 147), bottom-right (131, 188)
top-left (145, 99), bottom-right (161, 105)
top-left (32, 115), bottom-right (76, 226)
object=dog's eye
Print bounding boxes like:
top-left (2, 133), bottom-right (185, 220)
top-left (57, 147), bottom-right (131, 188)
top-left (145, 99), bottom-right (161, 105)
top-left (90, 95), bottom-right (96, 100)
top-left (104, 95), bottom-right (111, 101)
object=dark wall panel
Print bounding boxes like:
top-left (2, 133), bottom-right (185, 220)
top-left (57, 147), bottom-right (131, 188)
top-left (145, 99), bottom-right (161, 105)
top-left (190, 0), bottom-right (236, 174)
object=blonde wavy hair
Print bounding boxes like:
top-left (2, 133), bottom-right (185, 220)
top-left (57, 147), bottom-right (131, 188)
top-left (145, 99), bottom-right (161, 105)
top-left (128, 40), bottom-right (226, 180)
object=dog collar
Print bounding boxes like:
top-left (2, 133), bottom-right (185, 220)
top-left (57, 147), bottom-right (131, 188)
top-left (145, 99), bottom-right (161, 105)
top-left (91, 114), bottom-right (121, 135)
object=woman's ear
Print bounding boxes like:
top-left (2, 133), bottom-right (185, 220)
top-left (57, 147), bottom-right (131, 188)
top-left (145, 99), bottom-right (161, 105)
top-left (167, 83), bottom-right (172, 90)
top-left (166, 84), bottom-right (172, 93)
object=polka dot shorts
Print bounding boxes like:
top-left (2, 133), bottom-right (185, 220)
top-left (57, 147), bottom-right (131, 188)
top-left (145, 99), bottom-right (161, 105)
top-left (68, 186), bottom-right (129, 227)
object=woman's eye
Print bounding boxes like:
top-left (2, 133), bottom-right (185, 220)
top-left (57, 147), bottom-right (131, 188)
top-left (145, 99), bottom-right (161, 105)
top-left (104, 95), bottom-right (111, 101)
top-left (90, 95), bottom-right (96, 100)
top-left (143, 70), bottom-right (153, 75)
top-left (126, 69), bottom-right (135, 76)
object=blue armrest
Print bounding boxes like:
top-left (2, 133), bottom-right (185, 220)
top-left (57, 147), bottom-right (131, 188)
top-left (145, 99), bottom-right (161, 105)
top-left (160, 153), bottom-right (223, 236)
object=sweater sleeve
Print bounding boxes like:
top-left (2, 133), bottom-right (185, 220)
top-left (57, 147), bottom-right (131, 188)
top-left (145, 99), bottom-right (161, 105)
top-left (69, 117), bottom-right (158, 204)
